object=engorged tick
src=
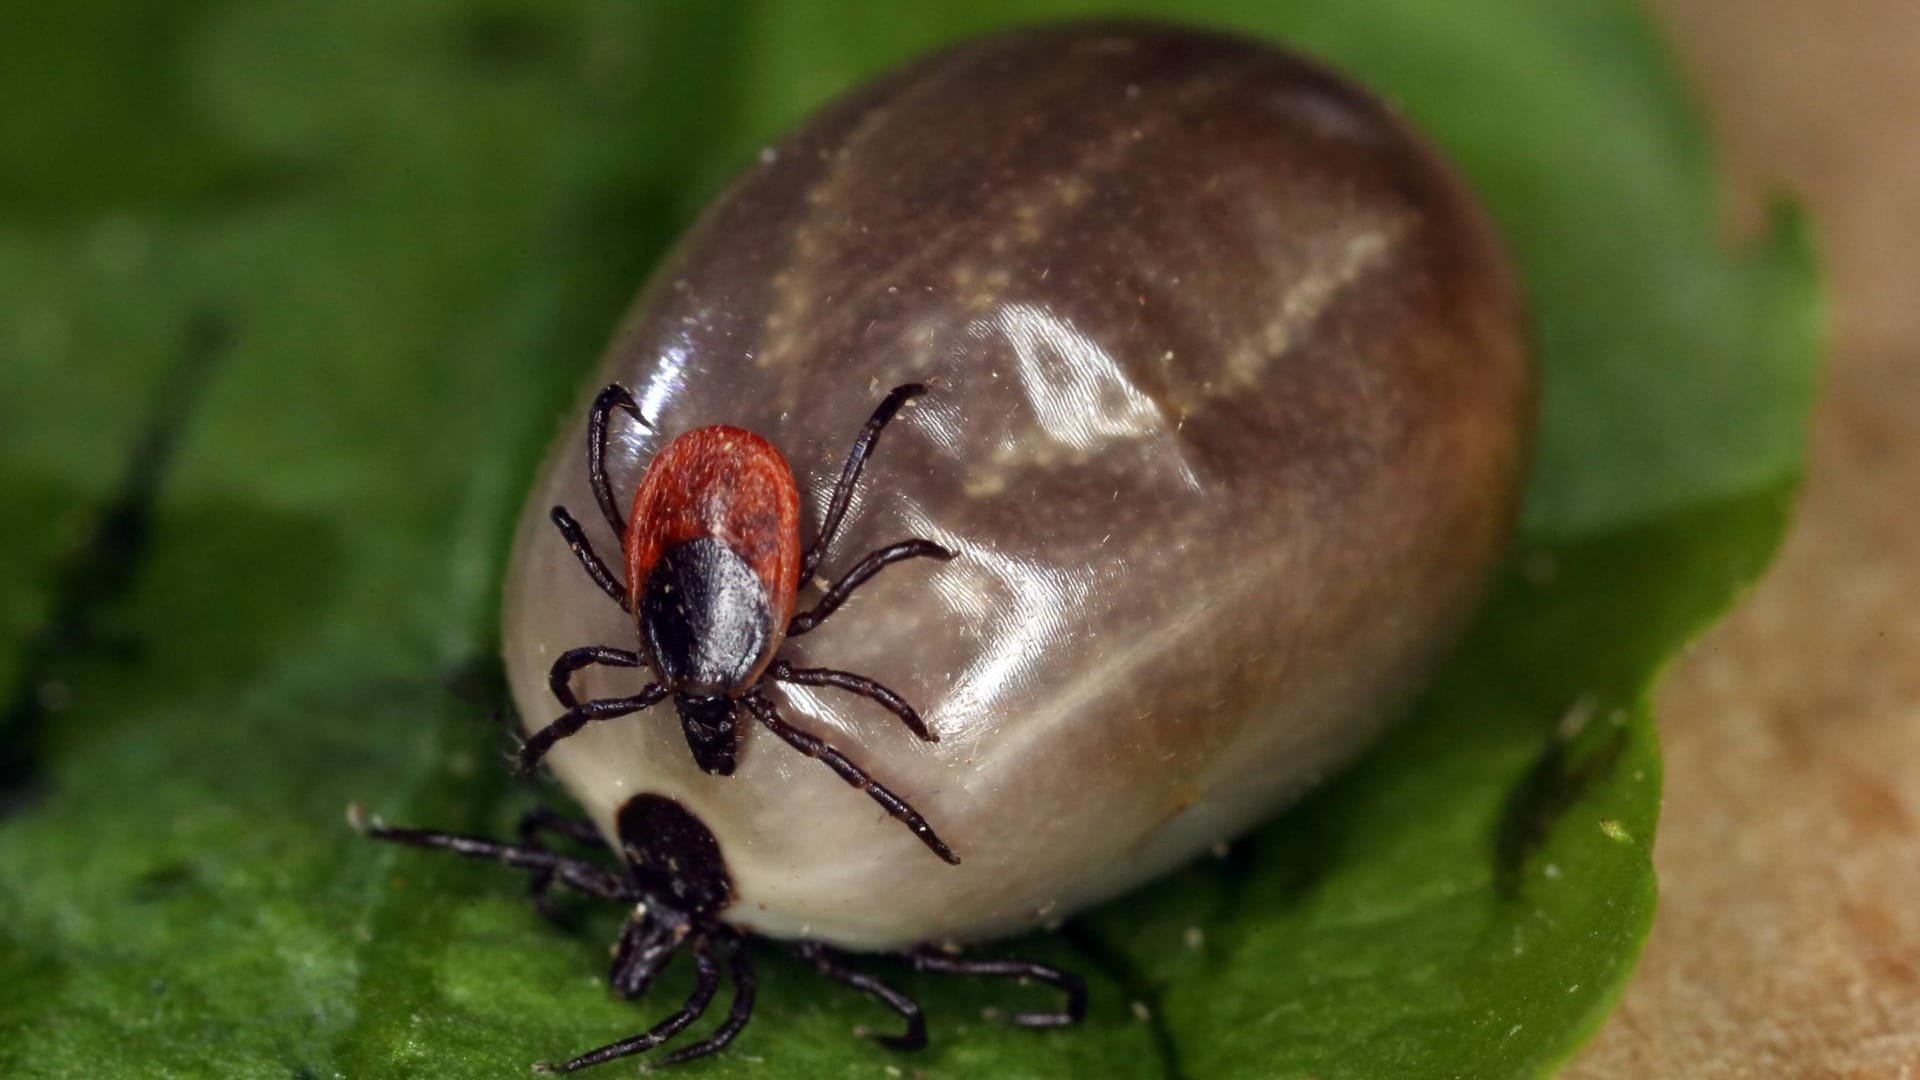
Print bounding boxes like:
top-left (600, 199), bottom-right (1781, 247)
top-left (352, 20), bottom-right (1532, 1074)
top-left (527, 382), bottom-right (960, 864)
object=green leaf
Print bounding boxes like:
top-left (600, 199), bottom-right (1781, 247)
top-left (0, 2), bottom-right (1819, 1079)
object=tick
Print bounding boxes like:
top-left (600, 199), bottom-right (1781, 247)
top-left (526, 380), bottom-right (960, 864)
top-left (354, 17), bottom-right (1534, 1075)
top-left (352, 793), bottom-right (1082, 1073)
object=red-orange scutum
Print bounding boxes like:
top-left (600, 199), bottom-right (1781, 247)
top-left (622, 426), bottom-right (803, 632)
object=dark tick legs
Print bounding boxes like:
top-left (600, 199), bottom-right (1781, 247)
top-left (552, 382), bottom-right (646, 611)
top-left (790, 538), bottom-right (954, 635)
top-left (608, 915), bottom-right (683, 1001)
top-left (348, 806), bottom-right (626, 901)
top-left (793, 941), bottom-right (927, 1050)
top-left (768, 660), bottom-right (937, 742)
top-left (550, 506), bottom-right (630, 611)
top-left (354, 806), bottom-right (755, 1071)
top-left (517, 807), bottom-right (608, 923)
top-left (743, 693), bottom-right (958, 865)
top-left (547, 645), bottom-right (645, 709)
top-left (518, 807), bottom-right (604, 850)
top-left (533, 648), bottom-right (649, 785)
top-left (801, 382), bottom-right (927, 583)
top-left (906, 947), bottom-right (1089, 1029)
top-left (352, 804), bottom-right (1088, 1071)
top-left (535, 937), bottom-right (724, 1074)
top-left (654, 939), bottom-right (757, 1067)
top-left (587, 383), bottom-right (646, 540)
top-left (792, 941), bottom-right (1084, 1051)
top-left (519, 685), bottom-right (671, 772)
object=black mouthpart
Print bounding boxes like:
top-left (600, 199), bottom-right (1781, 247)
top-left (673, 693), bottom-right (741, 776)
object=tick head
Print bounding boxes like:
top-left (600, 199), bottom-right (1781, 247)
top-left (617, 793), bottom-right (734, 920)
top-left (673, 692), bottom-right (740, 776)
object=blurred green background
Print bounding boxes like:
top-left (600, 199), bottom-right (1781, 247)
top-left (0, 2), bottom-right (1816, 1077)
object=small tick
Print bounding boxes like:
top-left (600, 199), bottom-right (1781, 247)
top-left (532, 381), bottom-right (960, 863)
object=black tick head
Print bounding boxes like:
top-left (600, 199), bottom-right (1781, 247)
top-left (617, 793), bottom-right (733, 922)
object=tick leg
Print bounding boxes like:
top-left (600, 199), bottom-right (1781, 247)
top-left (550, 505), bottom-right (631, 612)
top-left (793, 940), bottom-right (927, 1050)
top-left (744, 694), bottom-right (959, 865)
top-left (906, 947), bottom-right (1087, 1029)
top-left (518, 807), bottom-right (604, 849)
top-left (516, 807), bottom-right (607, 924)
top-left (608, 914), bottom-right (679, 1000)
top-left (347, 805), bottom-right (626, 901)
top-left (801, 382), bottom-right (927, 583)
top-left (519, 685), bottom-right (671, 773)
top-left (586, 383), bottom-right (646, 541)
top-left (655, 936), bottom-right (758, 1067)
top-left (533, 936), bottom-right (722, 1074)
top-left (548, 645), bottom-right (645, 709)
top-left (789, 538), bottom-right (954, 636)
top-left (768, 660), bottom-right (936, 742)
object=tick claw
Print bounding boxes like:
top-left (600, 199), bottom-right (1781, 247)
top-left (345, 803), bottom-right (378, 833)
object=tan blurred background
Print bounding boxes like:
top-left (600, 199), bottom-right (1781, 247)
top-left (1567, 2), bottom-right (1920, 1075)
